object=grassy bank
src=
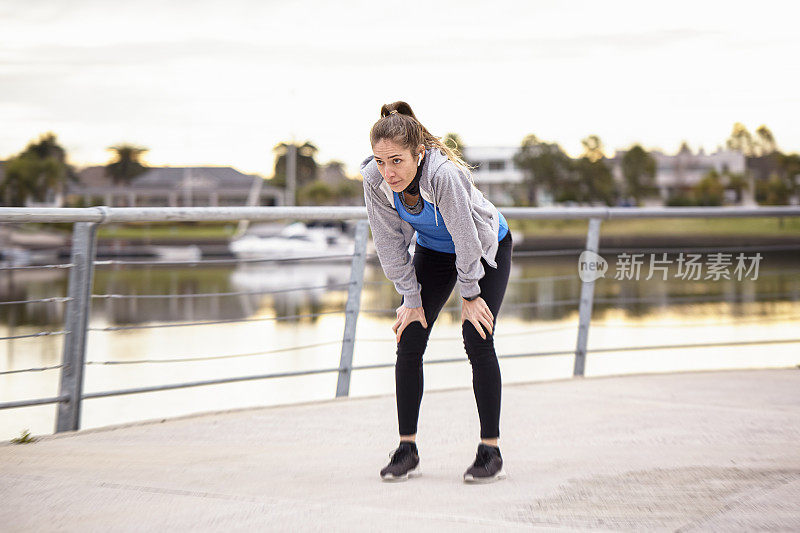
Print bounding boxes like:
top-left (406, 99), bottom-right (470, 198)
top-left (507, 216), bottom-right (800, 238)
top-left (96, 222), bottom-right (239, 240)
top-left (86, 216), bottom-right (800, 241)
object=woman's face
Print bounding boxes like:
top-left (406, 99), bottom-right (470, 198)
top-left (372, 138), bottom-right (424, 193)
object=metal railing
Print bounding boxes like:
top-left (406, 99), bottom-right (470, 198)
top-left (1, 205), bottom-right (800, 433)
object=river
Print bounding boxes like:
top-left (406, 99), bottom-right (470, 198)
top-left (1, 247), bottom-right (798, 441)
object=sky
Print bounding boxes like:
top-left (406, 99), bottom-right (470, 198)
top-left (1, 0), bottom-right (799, 178)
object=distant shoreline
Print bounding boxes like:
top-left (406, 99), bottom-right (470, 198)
top-left (69, 233), bottom-right (799, 261)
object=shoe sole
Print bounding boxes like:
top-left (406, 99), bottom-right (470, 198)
top-left (381, 463), bottom-right (421, 482)
top-left (463, 467), bottom-right (507, 484)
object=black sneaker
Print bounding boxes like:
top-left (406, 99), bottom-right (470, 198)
top-left (380, 441), bottom-right (420, 481)
top-left (463, 443), bottom-right (507, 483)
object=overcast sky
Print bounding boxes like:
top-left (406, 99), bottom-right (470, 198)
top-left (1, 0), bottom-right (798, 177)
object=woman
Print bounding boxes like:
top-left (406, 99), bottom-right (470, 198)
top-left (360, 101), bottom-right (513, 483)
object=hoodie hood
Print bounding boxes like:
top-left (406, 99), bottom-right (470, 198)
top-left (360, 147), bottom-right (450, 226)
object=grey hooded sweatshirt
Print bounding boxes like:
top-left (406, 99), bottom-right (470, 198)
top-left (360, 147), bottom-right (503, 309)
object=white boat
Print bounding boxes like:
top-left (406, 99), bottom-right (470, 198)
top-left (229, 221), bottom-right (355, 261)
top-left (150, 245), bottom-right (203, 262)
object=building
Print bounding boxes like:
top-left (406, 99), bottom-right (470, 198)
top-left (461, 146), bottom-right (529, 206)
top-left (606, 146), bottom-right (750, 205)
top-left (67, 166), bottom-right (284, 207)
top-left (464, 145), bottom-right (750, 207)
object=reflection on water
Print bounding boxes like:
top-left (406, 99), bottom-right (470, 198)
top-left (1, 250), bottom-right (799, 441)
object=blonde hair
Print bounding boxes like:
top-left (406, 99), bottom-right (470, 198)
top-left (370, 101), bottom-right (476, 185)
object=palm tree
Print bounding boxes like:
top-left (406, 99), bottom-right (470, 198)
top-left (271, 140), bottom-right (319, 189)
top-left (106, 144), bottom-right (149, 185)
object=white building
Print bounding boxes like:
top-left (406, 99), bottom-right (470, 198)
top-left (461, 146), bottom-right (530, 206)
top-left (606, 146), bottom-right (750, 205)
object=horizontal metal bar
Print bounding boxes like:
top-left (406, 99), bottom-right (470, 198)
top-left (0, 206), bottom-right (367, 223)
top-left (511, 249), bottom-right (582, 257)
top-left (85, 339), bottom-right (345, 365)
top-left (593, 292), bottom-right (797, 305)
top-left (352, 358), bottom-right (464, 370)
top-left (364, 274), bottom-right (577, 285)
top-left (2, 205), bottom-right (799, 224)
top-left (500, 206), bottom-right (800, 219)
top-left (564, 336), bottom-right (800, 355)
top-left (356, 325), bottom-right (577, 343)
top-left (92, 282), bottom-right (354, 300)
top-left (363, 291), bottom-right (798, 316)
top-left (0, 330), bottom-right (69, 341)
top-left (0, 364), bottom-right (64, 376)
top-left (591, 313), bottom-right (800, 328)
top-left (87, 309), bottom-right (346, 331)
top-left (4, 336), bottom-right (798, 410)
top-left (94, 253), bottom-right (357, 268)
top-left (0, 263), bottom-right (73, 272)
top-left (598, 243), bottom-right (800, 254)
top-left (360, 299), bottom-right (583, 314)
top-left (0, 394), bottom-right (69, 410)
top-left (81, 366), bottom-right (343, 399)
top-left (354, 312), bottom-right (800, 344)
top-left (513, 243), bottom-right (800, 259)
top-left (0, 297), bottom-right (71, 306)
top-left (513, 274), bottom-right (578, 283)
top-left (352, 337), bottom-right (800, 369)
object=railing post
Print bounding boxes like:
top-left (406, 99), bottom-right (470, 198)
top-left (55, 222), bottom-right (99, 433)
top-left (574, 217), bottom-right (602, 377)
top-left (336, 220), bottom-right (369, 397)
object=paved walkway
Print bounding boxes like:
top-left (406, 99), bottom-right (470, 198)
top-left (2, 368), bottom-right (799, 531)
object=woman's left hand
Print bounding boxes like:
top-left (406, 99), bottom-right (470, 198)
top-left (461, 296), bottom-right (494, 340)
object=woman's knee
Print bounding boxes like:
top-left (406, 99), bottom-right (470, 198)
top-left (461, 322), bottom-right (496, 357)
top-left (396, 323), bottom-right (430, 363)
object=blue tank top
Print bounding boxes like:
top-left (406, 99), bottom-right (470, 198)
top-left (393, 191), bottom-right (508, 253)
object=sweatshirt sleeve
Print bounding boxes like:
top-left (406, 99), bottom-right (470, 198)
top-left (433, 164), bottom-right (484, 299)
top-left (363, 179), bottom-right (423, 309)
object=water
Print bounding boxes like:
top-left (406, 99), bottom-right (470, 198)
top-left (1, 249), bottom-right (799, 441)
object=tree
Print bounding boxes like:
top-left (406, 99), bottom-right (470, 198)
top-left (580, 135), bottom-right (604, 163)
top-left (105, 144), bottom-right (149, 186)
top-left (726, 122), bottom-right (755, 156)
top-left (757, 173), bottom-right (791, 205)
top-left (620, 144), bottom-right (657, 204)
top-left (754, 125), bottom-right (777, 156)
top-left (513, 134), bottom-right (572, 206)
top-left (691, 169), bottom-right (724, 206)
top-left (297, 180), bottom-right (334, 205)
top-left (572, 135), bottom-right (617, 205)
top-left (725, 171), bottom-right (749, 203)
top-left (270, 141), bottom-right (319, 189)
top-left (0, 132), bottom-right (77, 206)
top-left (725, 123), bottom-right (795, 205)
top-left (778, 153), bottom-right (800, 197)
top-left (334, 179), bottom-right (363, 201)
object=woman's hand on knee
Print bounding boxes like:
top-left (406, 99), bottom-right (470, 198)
top-left (393, 304), bottom-right (428, 343)
top-left (461, 296), bottom-right (494, 340)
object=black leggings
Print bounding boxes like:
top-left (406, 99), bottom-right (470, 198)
top-left (397, 230), bottom-right (513, 439)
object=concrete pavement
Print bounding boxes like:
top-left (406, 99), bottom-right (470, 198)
top-left (2, 367), bottom-right (799, 531)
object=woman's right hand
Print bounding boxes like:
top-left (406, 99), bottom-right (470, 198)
top-left (392, 304), bottom-right (428, 343)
